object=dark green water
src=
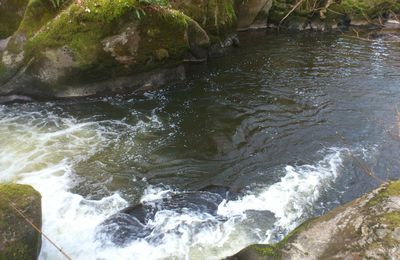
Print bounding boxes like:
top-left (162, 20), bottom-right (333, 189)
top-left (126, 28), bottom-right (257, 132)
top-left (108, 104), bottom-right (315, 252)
top-left (1, 31), bottom-right (400, 259)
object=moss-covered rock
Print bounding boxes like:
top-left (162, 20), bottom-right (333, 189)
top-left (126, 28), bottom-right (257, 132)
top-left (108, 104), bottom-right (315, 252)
top-left (0, 0), bottom-right (211, 97)
top-left (228, 180), bottom-right (400, 259)
top-left (0, 184), bottom-right (42, 260)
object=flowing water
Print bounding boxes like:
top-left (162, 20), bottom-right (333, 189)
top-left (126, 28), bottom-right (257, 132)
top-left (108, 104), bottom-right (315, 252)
top-left (1, 31), bottom-right (400, 259)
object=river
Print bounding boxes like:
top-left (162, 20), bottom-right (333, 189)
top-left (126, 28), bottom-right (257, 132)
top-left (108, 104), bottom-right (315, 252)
top-left (1, 30), bottom-right (400, 259)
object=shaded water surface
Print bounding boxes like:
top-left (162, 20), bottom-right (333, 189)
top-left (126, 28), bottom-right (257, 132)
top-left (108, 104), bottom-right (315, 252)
top-left (1, 31), bottom-right (400, 259)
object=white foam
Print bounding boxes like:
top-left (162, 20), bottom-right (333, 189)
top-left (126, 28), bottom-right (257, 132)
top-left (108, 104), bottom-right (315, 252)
top-left (0, 109), bottom-right (140, 259)
top-left (218, 148), bottom-right (346, 232)
top-left (89, 148), bottom-right (347, 260)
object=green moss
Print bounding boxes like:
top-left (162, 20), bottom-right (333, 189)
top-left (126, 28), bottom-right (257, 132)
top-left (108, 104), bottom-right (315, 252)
top-left (376, 212), bottom-right (400, 248)
top-left (253, 244), bottom-right (281, 258)
top-left (0, 242), bottom-right (31, 260)
top-left (18, 0), bottom-right (61, 37)
top-left (385, 181), bottom-right (400, 196)
top-left (137, 7), bottom-right (189, 66)
top-left (242, 217), bottom-right (317, 259)
top-left (26, 0), bottom-right (139, 67)
top-left (25, 0), bottom-right (188, 68)
top-left (338, 0), bottom-right (399, 20)
top-left (368, 181), bottom-right (400, 207)
top-left (0, 184), bottom-right (42, 260)
top-left (206, 0), bottom-right (236, 36)
top-left (170, 0), bottom-right (236, 37)
top-left (0, 183), bottom-right (37, 202)
top-left (0, 0), bottom-right (28, 38)
top-left (383, 212), bottom-right (400, 226)
top-left (154, 48), bottom-right (169, 61)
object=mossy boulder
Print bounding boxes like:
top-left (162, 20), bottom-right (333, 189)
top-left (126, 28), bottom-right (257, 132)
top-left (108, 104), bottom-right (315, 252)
top-left (0, 184), bottom-right (42, 260)
top-left (228, 180), bottom-right (400, 259)
top-left (0, 0), bottom-right (210, 97)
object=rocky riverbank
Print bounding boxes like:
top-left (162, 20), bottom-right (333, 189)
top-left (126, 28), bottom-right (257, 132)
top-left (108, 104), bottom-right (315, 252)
top-left (0, 0), bottom-right (400, 100)
top-left (229, 180), bottom-right (400, 260)
top-left (0, 184), bottom-right (42, 259)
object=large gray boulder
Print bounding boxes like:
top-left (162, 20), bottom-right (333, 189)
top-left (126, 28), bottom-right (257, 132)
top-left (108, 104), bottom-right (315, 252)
top-left (229, 180), bottom-right (400, 259)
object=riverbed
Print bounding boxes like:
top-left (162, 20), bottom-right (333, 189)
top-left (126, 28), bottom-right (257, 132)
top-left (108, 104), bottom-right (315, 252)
top-left (1, 30), bottom-right (400, 259)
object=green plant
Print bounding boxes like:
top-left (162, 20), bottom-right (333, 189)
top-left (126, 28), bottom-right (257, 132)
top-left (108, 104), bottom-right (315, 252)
top-left (133, 0), bottom-right (168, 20)
top-left (49, 0), bottom-right (62, 8)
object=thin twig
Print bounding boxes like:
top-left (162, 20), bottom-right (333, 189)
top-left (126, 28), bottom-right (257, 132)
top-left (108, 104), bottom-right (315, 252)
top-left (279, 0), bottom-right (306, 26)
top-left (5, 197), bottom-right (72, 260)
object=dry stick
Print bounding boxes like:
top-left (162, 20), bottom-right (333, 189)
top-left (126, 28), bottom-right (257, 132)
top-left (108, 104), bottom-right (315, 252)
top-left (336, 133), bottom-right (387, 184)
top-left (352, 28), bottom-right (360, 38)
top-left (326, 8), bottom-right (344, 16)
top-left (361, 11), bottom-right (384, 27)
top-left (279, 0), bottom-right (306, 27)
top-left (336, 111), bottom-right (400, 210)
top-left (389, 10), bottom-right (399, 22)
top-left (5, 198), bottom-right (72, 260)
top-left (348, 153), bottom-right (387, 184)
top-left (337, 107), bottom-right (400, 185)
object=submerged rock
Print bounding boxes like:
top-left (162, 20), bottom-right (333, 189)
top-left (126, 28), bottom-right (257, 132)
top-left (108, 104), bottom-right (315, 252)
top-left (228, 180), bottom-right (400, 259)
top-left (0, 184), bottom-right (42, 259)
top-left (97, 185), bottom-right (239, 246)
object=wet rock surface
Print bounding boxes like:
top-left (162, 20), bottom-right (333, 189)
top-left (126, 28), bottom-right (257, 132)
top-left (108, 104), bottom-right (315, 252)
top-left (229, 181), bottom-right (400, 260)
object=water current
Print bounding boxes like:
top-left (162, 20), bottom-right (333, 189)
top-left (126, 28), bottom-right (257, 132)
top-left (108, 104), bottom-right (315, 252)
top-left (1, 31), bottom-right (400, 259)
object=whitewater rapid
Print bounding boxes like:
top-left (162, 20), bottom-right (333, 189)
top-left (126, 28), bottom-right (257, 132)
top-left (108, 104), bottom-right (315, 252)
top-left (0, 104), bottom-right (351, 260)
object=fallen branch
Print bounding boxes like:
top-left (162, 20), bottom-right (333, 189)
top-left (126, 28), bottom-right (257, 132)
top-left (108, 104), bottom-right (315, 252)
top-left (279, 0), bottom-right (306, 27)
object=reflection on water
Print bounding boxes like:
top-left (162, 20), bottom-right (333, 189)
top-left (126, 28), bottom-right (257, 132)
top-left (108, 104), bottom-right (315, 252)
top-left (1, 31), bottom-right (400, 259)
